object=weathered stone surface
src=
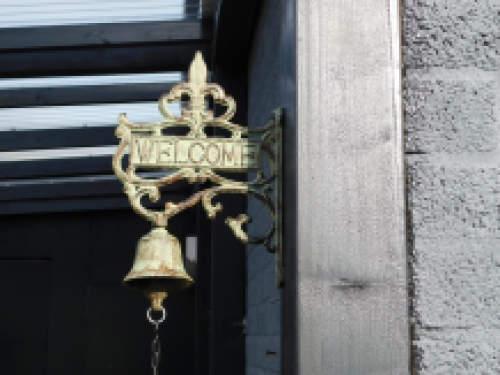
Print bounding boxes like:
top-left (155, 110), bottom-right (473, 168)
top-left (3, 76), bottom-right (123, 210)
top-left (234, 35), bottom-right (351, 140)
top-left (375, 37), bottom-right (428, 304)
top-left (247, 299), bottom-right (281, 336)
top-left (412, 238), bottom-right (500, 328)
top-left (405, 75), bottom-right (497, 153)
top-left (408, 161), bottom-right (500, 238)
top-left (248, 0), bottom-right (281, 129)
top-left (247, 263), bottom-right (281, 307)
top-left (415, 328), bottom-right (500, 374)
top-left (248, 243), bottom-right (276, 283)
top-left (404, 0), bottom-right (500, 70)
top-left (247, 1), bottom-right (282, 372)
top-left (246, 366), bottom-right (279, 375)
top-left (246, 336), bottom-right (281, 372)
top-left (247, 195), bottom-right (272, 259)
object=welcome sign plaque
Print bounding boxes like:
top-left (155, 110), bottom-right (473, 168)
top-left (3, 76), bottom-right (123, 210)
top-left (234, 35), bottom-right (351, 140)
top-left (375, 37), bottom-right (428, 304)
top-left (130, 136), bottom-right (259, 171)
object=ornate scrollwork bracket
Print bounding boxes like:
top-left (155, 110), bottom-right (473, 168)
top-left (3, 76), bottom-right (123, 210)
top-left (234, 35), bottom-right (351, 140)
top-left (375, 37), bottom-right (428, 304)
top-left (112, 52), bottom-right (283, 287)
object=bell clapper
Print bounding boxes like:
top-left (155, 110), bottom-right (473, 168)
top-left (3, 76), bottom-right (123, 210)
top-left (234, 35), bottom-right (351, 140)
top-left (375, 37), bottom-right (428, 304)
top-left (147, 306), bottom-right (166, 375)
top-left (147, 291), bottom-right (168, 312)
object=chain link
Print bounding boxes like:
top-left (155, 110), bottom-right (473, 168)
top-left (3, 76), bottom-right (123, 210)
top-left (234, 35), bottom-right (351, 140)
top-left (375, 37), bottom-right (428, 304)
top-left (151, 323), bottom-right (161, 375)
top-left (147, 307), bottom-right (166, 375)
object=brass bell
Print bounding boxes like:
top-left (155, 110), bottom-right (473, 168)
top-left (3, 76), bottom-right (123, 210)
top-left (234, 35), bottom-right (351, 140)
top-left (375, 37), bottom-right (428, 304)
top-left (123, 227), bottom-right (194, 310)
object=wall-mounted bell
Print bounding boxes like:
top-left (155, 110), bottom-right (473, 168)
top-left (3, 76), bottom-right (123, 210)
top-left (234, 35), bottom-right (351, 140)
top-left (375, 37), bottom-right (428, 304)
top-left (123, 227), bottom-right (194, 310)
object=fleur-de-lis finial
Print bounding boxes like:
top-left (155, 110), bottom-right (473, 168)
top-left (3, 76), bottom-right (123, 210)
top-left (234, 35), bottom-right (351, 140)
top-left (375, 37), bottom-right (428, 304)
top-left (187, 52), bottom-right (208, 116)
top-left (189, 51), bottom-right (207, 91)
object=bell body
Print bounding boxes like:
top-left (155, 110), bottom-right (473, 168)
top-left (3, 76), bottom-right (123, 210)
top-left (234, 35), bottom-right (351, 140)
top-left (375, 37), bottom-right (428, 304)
top-left (123, 227), bottom-right (194, 294)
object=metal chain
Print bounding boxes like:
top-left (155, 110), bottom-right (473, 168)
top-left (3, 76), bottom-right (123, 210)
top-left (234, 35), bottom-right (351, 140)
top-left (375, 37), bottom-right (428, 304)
top-left (147, 307), bottom-right (166, 375)
top-left (151, 322), bottom-right (161, 375)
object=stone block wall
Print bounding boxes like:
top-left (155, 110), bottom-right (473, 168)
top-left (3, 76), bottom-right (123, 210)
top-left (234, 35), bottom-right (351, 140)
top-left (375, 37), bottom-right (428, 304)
top-left (404, 0), bottom-right (500, 373)
top-left (247, 1), bottom-right (282, 374)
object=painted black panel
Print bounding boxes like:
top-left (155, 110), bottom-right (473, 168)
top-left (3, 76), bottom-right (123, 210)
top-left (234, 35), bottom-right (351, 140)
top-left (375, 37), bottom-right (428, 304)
top-left (0, 196), bottom-right (131, 216)
top-left (0, 20), bottom-right (212, 51)
top-left (213, 0), bottom-right (263, 68)
top-left (0, 124), bottom-right (192, 152)
top-left (0, 156), bottom-right (113, 179)
top-left (46, 214), bottom-right (90, 375)
top-left (0, 192), bottom-right (190, 216)
top-left (0, 177), bottom-right (189, 202)
top-left (280, 1), bottom-right (298, 375)
top-left (0, 127), bottom-right (117, 152)
top-left (0, 43), bottom-right (211, 78)
top-left (86, 284), bottom-right (196, 375)
top-left (0, 213), bottom-right (56, 258)
top-left (0, 82), bottom-right (173, 109)
top-left (0, 260), bottom-right (51, 375)
top-left (194, 197), bottom-right (212, 375)
top-left (208, 67), bottom-right (247, 375)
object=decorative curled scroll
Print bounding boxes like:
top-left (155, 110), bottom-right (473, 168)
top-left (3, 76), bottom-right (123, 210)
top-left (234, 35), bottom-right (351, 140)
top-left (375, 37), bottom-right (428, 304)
top-left (112, 52), bottom-right (282, 283)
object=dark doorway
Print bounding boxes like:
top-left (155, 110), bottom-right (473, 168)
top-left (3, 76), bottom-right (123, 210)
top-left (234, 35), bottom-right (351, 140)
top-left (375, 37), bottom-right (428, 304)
top-left (0, 209), bottom-right (196, 375)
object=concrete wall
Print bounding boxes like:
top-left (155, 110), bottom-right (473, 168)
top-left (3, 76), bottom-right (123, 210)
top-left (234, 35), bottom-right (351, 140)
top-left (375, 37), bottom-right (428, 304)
top-left (247, 1), bottom-right (282, 374)
top-left (404, 0), bottom-right (500, 373)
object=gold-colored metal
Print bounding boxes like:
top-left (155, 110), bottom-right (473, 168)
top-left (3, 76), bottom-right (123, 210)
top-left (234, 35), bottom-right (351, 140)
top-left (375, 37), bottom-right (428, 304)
top-left (130, 136), bottom-right (260, 170)
top-left (147, 292), bottom-right (168, 312)
top-left (113, 51), bottom-right (283, 291)
top-left (123, 227), bottom-right (193, 304)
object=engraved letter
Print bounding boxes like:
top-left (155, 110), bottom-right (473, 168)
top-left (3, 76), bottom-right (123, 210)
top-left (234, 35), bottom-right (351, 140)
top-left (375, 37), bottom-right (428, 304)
top-left (241, 143), bottom-right (257, 167)
top-left (136, 138), bottom-right (156, 164)
top-left (188, 142), bottom-right (206, 164)
top-left (222, 143), bottom-right (235, 167)
top-left (157, 140), bottom-right (174, 164)
top-left (206, 143), bottom-right (221, 166)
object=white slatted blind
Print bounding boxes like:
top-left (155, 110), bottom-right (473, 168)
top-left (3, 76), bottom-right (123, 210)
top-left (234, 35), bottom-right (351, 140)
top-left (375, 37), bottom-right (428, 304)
top-left (0, 72), bottom-right (181, 89)
top-left (0, 101), bottom-right (177, 131)
top-left (0, 1), bottom-right (200, 165)
top-left (0, 73), bottom-right (182, 161)
top-left (1, 0), bottom-right (192, 28)
top-left (1, 146), bottom-right (119, 161)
